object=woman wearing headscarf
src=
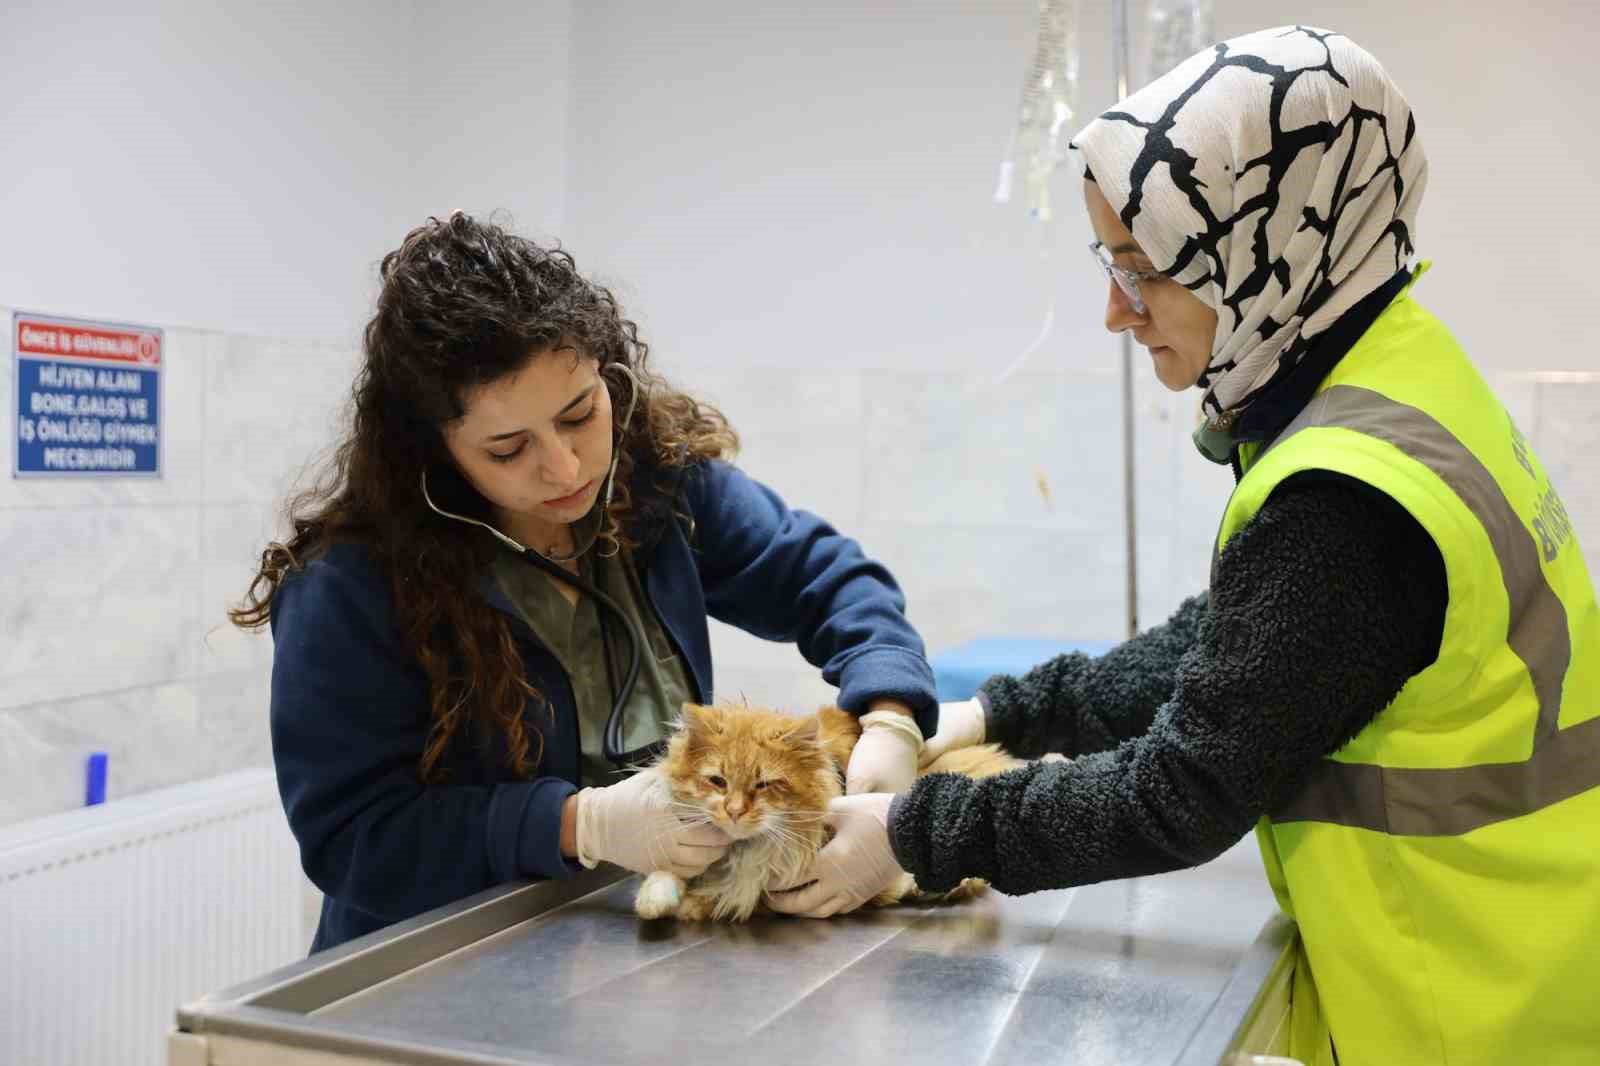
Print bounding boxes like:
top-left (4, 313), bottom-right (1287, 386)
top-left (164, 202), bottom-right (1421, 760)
top-left (767, 26), bottom-right (1600, 1065)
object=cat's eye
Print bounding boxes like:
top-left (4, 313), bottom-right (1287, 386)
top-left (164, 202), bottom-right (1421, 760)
top-left (753, 781), bottom-right (771, 791)
top-left (706, 774), bottom-right (727, 790)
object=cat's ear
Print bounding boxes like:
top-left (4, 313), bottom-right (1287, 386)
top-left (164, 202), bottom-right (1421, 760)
top-left (681, 702), bottom-right (722, 738)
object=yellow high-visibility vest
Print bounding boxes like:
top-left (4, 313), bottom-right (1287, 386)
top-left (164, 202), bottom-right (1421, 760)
top-left (1215, 267), bottom-right (1600, 1065)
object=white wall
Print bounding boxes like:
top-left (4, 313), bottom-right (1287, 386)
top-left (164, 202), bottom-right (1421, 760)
top-left (562, 0), bottom-right (1216, 701)
top-left (567, 1), bottom-right (1098, 374)
top-left (7, 0), bottom-right (1600, 820)
top-left (0, 317), bottom-right (358, 825)
top-left (0, 0), bottom-right (573, 348)
top-left (0, 1), bottom-right (571, 825)
top-left (409, 0), bottom-right (571, 238)
top-left (564, 1), bottom-right (1600, 705)
top-left (1211, 1), bottom-right (1600, 372)
top-left (0, 1), bottom-right (419, 347)
top-left (570, 0), bottom-right (1600, 374)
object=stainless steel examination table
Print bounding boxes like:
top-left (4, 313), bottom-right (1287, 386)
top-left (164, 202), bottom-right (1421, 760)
top-left (170, 839), bottom-right (1300, 1066)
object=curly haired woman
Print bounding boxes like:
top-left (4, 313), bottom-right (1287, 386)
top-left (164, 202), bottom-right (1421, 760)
top-left (232, 213), bottom-right (936, 951)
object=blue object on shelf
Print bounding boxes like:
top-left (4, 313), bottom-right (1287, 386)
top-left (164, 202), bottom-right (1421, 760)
top-left (932, 636), bottom-right (1119, 701)
top-left (85, 751), bottom-right (108, 806)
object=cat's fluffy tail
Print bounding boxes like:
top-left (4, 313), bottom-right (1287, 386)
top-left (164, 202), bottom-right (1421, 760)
top-left (920, 743), bottom-right (1027, 779)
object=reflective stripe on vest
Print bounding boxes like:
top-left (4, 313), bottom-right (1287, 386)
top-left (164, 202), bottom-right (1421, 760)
top-left (1253, 384), bottom-right (1598, 835)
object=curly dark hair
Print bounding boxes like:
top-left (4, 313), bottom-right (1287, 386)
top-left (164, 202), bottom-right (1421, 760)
top-left (231, 213), bottom-right (738, 781)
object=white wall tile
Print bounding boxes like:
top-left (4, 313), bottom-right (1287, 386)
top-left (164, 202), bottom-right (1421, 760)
top-left (678, 362), bottom-right (866, 530)
top-left (0, 709), bottom-right (83, 825)
top-left (707, 663), bottom-right (841, 716)
top-left (197, 501), bottom-right (282, 678)
top-left (858, 520), bottom-right (1125, 655)
top-left (0, 682), bottom-right (203, 824)
top-left (1135, 532), bottom-right (1178, 635)
top-left (708, 619), bottom-right (816, 674)
top-left (204, 334), bottom-right (358, 505)
top-left (1489, 372), bottom-right (1539, 441)
top-left (1132, 365), bottom-right (1186, 534)
top-left (1139, 517), bottom-right (1220, 631)
top-left (1168, 426), bottom-right (1235, 596)
top-left (1129, 366), bottom-right (1186, 633)
top-left (861, 369), bottom-right (1122, 534)
top-left (0, 673), bottom-right (272, 828)
top-left (1530, 379), bottom-right (1600, 579)
top-left (194, 670), bottom-right (274, 779)
top-left (1124, 369), bottom-right (1230, 632)
top-left (0, 506), bottom-right (200, 710)
top-left (707, 609), bottom-right (911, 712)
top-left (0, 319), bottom-right (206, 506)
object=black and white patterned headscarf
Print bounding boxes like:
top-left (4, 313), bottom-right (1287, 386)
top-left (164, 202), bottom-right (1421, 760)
top-left (1072, 26), bottom-right (1427, 420)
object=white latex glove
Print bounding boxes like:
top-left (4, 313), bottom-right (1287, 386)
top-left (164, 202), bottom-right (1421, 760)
top-left (918, 698), bottom-right (986, 768)
top-left (574, 767), bottom-right (731, 879)
top-left (765, 792), bottom-right (904, 918)
top-left (845, 709), bottom-right (923, 794)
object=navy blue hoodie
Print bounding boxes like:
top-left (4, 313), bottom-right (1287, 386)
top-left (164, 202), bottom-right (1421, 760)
top-left (270, 459), bottom-right (937, 951)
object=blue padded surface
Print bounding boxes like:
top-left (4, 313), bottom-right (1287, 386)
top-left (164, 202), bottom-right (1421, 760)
top-left (932, 636), bottom-right (1119, 701)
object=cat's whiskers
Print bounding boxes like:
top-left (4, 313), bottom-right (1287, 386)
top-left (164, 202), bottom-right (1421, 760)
top-left (757, 824), bottom-right (818, 891)
top-left (667, 811), bottom-right (720, 830)
top-left (761, 832), bottom-right (810, 858)
top-left (759, 821), bottom-right (816, 851)
top-left (760, 818), bottom-right (806, 840)
top-left (761, 809), bottom-right (812, 832)
top-left (774, 814), bottom-right (827, 827)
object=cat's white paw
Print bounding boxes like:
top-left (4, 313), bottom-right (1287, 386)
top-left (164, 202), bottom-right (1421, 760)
top-left (635, 871), bottom-right (685, 920)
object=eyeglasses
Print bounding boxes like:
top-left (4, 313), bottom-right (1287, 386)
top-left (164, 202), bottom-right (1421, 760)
top-left (1090, 241), bottom-right (1162, 315)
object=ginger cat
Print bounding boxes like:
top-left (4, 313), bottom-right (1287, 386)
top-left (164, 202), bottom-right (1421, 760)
top-left (634, 701), bottom-right (1025, 922)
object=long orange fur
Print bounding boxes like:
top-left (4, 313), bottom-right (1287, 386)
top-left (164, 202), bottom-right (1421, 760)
top-left (635, 702), bottom-right (1024, 922)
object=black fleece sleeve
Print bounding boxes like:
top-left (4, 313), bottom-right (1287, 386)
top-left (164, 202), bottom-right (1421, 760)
top-left (977, 594), bottom-right (1209, 758)
top-left (887, 473), bottom-right (1446, 894)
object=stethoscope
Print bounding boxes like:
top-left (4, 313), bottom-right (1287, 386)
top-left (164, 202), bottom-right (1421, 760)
top-left (419, 363), bottom-right (665, 767)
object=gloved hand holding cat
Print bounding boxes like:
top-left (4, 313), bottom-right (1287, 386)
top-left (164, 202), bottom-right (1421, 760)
top-left (574, 765), bottom-right (732, 879)
top-left (628, 700), bottom-right (1018, 922)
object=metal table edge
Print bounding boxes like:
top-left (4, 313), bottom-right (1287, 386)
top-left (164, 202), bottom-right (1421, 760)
top-left (177, 867), bottom-right (629, 1028)
top-left (1173, 911), bottom-right (1299, 1066)
top-left (180, 1005), bottom-right (555, 1066)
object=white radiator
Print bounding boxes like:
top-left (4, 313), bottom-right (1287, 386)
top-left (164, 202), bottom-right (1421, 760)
top-left (0, 769), bottom-right (309, 1066)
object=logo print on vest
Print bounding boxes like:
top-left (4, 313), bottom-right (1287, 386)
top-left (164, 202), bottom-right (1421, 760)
top-left (1511, 414), bottom-right (1574, 563)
